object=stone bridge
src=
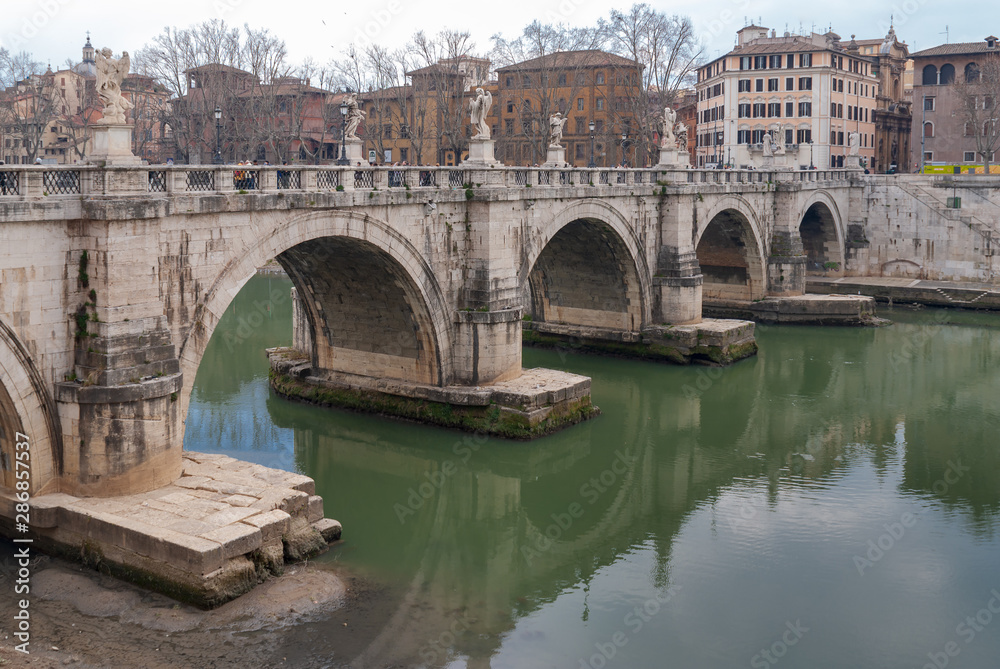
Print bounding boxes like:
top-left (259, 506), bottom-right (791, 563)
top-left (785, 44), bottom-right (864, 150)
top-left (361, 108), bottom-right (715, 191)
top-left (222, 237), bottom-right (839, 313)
top-left (0, 163), bottom-right (860, 502)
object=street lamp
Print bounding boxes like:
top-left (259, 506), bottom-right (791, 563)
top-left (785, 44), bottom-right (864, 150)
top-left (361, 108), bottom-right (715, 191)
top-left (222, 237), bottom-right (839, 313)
top-left (588, 120), bottom-right (596, 168)
top-left (620, 131), bottom-right (629, 167)
top-left (809, 140), bottom-right (815, 170)
top-left (213, 106), bottom-right (223, 164)
top-left (337, 100), bottom-right (349, 165)
top-left (727, 120), bottom-right (734, 168)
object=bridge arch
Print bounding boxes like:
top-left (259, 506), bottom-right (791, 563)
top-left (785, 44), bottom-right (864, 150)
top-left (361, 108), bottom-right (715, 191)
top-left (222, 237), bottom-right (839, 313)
top-left (696, 197), bottom-right (767, 302)
top-left (0, 319), bottom-right (61, 494)
top-left (798, 191), bottom-right (846, 275)
top-left (177, 210), bottom-right (454, 420)
top-left (519, 199), bottom-right (650, 333)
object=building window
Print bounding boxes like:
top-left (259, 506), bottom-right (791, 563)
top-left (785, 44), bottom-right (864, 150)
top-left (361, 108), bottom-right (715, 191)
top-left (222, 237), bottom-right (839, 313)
top-left (575, 143), bottom-right (586, 160)
top-left (797, 129), bottom-right (812, 144)
top-left (965, 63), bottom-right (980, 83)
top-left (798, 101), bottom-right (812, 116)
top-left (940, 63), bottom-right (955, 85)
top-left (799, 77), bottom-right (812, 90)
top-left (785, 128), bottom-right (794, 145)
top-left (799, 53), bottom-right (812, 67)
top-left (558, 73), bottom-right (567, 86)
top-left (964, 151), bottom-right (976, 162)
top-left (785, 77), bottom-right (794, 91)
top-left (769, 55), bottom-right (782, 68)
top-left (596, 97), bottom-right (605, 110)
top-left (755, 79), bottom-right (764, 92)
top-left (739, 79), bottom-right (751, 92)
top-left (768, 102), bottom-right (781, 117)
top-left (577, 98), bottom-right (584, 110)
top-left (924, 151), bottom-right (933, 162)
top-left (740, 57), bottom-right (751, 70)
top-left (754, 56), bottom-right (767, 69)
top-left (507, 102), bottom-right (514, 113)
top-left (923, 122), bottom-right (934, 138)
top-left (575, 117), bottom-right (587, 134)
top-left (596, 72), bottom-right (605, 85)
top-left (752, 103), bottom-right (766, 118)
top-left (768, 78), bottom-right (779, 91)
top-left (787, 55), bottom-right (795, 69)
top-left (737, 129), bottom-right (751, 144)
top-left (924, 97), bottom-right (935, 111)
top-left (400, 148), bottom-right (408, 162)
top-left (738, 103), bottom-right (751, 118)
top-left (922, 65), bottom-right (938, 86)
top-left (505, 119), bottom-right (515, 135)
top-left (786, 101), bottom-right (795, 117)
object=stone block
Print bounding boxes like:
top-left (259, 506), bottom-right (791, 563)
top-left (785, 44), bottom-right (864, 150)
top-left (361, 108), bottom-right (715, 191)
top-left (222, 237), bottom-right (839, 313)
top-left (200, 523), bottom-right (262, 560)
top-left (312, 518), bottom-right (343, 542)
top-left (306, 495), bottom-right (325, 523)
top-left (241, 509), bottom-right (291, 543)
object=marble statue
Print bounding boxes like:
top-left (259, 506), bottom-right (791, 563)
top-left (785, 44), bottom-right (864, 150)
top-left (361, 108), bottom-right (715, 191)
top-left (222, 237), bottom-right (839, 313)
top-left (674, 122), bottom-right (688, 151)
top-left (469, 88), bottom-right (493, 140)
top-left (660, 107), bottom-right (677, 147)
top-left (773, 126), bottom-right (786, 155)
top-left (95, 48), bottom-right (133, 125)
top-left (848, 131), bottom-right (861, 156)
top-left (549, 113), bottom-right (568, 147)
top-left (344, 93), bottom-right (365, 140)
top-left (762, 131), bottom-right (775, 158)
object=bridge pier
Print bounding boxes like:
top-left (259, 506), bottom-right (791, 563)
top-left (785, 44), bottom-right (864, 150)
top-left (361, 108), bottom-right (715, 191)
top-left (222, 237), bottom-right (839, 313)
top-left (766, 230), bottom-right (808, 296)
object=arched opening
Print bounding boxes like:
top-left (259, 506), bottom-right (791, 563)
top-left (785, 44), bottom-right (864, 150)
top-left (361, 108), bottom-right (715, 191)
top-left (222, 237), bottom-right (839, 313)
top-left (965, 62), bottom-right (980, 83)
top-left (277, 236), bottom-right (442, 386)
top-left (696, 209), bottom-right (765, 302)
top-left (940, 63), bottom-right (956, 85)
top-left (0, 380), bottom-right (24, 490)
top-left (922, 64), bottom-right (938, 86)
top-left (527, 219), bottom-right (643, 332)
top-left (800, 202), bottom-right (844, 275)
top-left (924, 122), bottom-right (934, 138)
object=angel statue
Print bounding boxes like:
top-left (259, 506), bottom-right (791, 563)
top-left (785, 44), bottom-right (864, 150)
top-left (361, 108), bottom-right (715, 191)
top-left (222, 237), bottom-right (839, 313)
top-left (344, 93), bottom-right (365, 140)
top-left (469, 88), bottom-right (493, 140)
top-left (549, 112), bottom-right (568, 147)
top-left (674, 122), bottom-right (688, 151)
top-left (95, 48), bottom-right (133, 124)
top-left (660, 106), bottom-right (677, 147)
top-left (848, 131), bottom-right (861, 156)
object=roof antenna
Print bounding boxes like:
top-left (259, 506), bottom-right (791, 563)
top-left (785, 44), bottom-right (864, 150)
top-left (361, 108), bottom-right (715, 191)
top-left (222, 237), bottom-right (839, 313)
top-left (940, 25), bottom-right (949, 43)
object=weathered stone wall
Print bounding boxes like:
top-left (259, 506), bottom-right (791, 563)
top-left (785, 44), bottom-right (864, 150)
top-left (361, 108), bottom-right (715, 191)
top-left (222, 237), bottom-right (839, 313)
top-left (852, 176), bottom-right (1000, 282)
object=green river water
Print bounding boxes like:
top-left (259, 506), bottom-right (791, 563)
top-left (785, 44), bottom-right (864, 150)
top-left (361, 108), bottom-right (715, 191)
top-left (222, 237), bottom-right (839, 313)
top-left (185, 274), bottom-right (1000, 669)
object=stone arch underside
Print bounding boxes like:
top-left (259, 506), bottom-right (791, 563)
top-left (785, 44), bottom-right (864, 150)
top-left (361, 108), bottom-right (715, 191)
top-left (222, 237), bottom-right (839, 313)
top-left (178, 211), bottom-right (453, 433)
top-left (696, 209), bottom-right (766, 302)
top-left (278, 237), bottom-right (442, 386)
top-left (526, 218), bottom-right (644, 332)
top-left (0, 318), bottom-right (61, 494)
top-left (800, 202), bottom-right (845, 274)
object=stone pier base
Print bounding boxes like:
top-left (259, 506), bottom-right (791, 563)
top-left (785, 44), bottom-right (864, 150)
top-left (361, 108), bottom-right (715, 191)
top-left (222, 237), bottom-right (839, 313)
top-left (522, 319), bottom-right (757, 366)
top-left (267, 348), bottom-right (598, 439)
top-left (3, 453), bottom-right (342, 609)
top-left (705, 294), bottom-right (882, 325)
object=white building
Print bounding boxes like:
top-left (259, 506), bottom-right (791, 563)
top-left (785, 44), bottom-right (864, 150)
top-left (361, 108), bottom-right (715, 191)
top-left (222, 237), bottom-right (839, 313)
top-left (696, 26), bottom-right (879, 169)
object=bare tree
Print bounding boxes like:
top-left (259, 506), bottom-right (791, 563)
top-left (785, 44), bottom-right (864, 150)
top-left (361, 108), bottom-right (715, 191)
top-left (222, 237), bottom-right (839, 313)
top-left (958, 53), bottom-right (1000, 174)
top-left (0, 49), bottom-right (59, 164)
top-left (603, 5), bottom-right (702, 164)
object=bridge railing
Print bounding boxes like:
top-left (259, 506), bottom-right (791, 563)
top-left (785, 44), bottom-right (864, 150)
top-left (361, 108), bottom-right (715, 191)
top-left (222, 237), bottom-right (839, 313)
top-left (0, 164), bottom-right (860, 198)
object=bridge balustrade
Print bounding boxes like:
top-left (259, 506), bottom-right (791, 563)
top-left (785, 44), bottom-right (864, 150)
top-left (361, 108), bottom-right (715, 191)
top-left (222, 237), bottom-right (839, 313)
top-left (148, 170), bottom-right (167, 193)
top-left (0, 170), bottom-right (20, 195)
top-left (317, 170), bottom-right (340, 190)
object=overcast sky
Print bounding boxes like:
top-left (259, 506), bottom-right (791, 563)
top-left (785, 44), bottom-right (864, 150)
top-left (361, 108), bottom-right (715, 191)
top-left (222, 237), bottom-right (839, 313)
top-left (3, 0), bottom-right (998, 78)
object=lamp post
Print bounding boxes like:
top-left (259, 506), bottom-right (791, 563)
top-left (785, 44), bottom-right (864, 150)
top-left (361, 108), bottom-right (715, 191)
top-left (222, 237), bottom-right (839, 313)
top-left (213, 106), bottom-right (223, 164)
top-left (727, 120), bottom-right (733, 168)
top-left (919, 93), bottom-right (926, 174)
top-left (588, 120), bottom-right (596, 168)
top-left (337, 100), bottom-right (350, 165)
top-left (620, 132), bottom-right (628, 167)
top-left (809, 140), bottom-right (815, 170)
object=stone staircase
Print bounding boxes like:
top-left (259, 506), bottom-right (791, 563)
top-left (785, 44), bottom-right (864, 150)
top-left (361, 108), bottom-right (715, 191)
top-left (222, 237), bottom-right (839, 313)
top-left (895, 179), bottom-right (997, 256)
top-left (931, 286), bottom-right (993, 304)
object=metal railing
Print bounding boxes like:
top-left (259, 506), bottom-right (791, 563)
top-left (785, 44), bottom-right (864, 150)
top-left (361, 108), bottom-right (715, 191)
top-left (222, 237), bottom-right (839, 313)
top-left (354, 170), bottom-right (374, 189)
top-left (233, 169), bottom-right (259, 190)
top-left (276, 170), bottom-right (300, 190)
top-left (448, 170), bottom-right (465, 188)
top-left (0, 170), bottom-right (19, 195)
top-left (186, 170), bottom-right (215, 191)
top-left (317, 170), bottom-right (340, 190)
top-left (43, 170), bottom-right (80, 194)
top-left (148, 170), bottom-right (167, 193)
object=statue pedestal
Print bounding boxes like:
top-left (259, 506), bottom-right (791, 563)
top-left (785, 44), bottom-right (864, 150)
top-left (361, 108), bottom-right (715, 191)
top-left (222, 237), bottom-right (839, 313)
top-left (463, 139), bottom-right (500, 166)
top-left (87, 124), bottom-right (142, 166)
top-left (845, 155), bottom-right (864, 171)
top-left (343, 138), bottom-right (369, 166)
top-left (543, 145), bottom-right (566, 167)
top-left (656, 147), bottom-right (690, 168)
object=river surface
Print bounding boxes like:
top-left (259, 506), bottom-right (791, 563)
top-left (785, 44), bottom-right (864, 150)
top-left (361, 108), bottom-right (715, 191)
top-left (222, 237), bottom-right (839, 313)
top-left (184, 274), bottom-right (1000, 669)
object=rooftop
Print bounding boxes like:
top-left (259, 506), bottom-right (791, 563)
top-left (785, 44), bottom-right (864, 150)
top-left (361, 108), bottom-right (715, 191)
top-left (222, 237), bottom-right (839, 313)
top-left (496, 50), bottom-right (639, 73)
top-left (911, 37), bottom-right (1000, 58)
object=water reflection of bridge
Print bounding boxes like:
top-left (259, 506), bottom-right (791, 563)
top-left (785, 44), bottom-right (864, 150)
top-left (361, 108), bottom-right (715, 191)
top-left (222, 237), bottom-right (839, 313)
top-left (284, 313), bottom-right (1000, 666)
